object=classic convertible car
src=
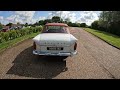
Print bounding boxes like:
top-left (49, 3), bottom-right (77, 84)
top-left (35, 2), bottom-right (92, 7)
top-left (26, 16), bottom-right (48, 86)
top-left (32, 23), bottom-right (78, 57)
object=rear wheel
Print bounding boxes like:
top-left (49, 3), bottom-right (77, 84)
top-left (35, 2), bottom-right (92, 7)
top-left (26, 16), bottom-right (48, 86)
top-left (60, 56), bottom-right (68, 61)
top-left (62, 56), bottom-right (68, 59)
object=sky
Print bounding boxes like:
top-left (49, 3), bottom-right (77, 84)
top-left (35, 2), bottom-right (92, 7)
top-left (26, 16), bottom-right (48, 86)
top-left (0, 11), bottom-right (101, 26)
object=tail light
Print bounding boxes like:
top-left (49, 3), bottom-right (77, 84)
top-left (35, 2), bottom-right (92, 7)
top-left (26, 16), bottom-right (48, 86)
top-left (74, 42), bottom-right (77, 50)
top-left (33, 42), bottom-right (36, 50)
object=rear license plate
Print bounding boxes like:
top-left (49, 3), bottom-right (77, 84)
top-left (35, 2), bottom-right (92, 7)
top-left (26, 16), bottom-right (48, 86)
top-left (47, 47), bottom-right (63, 50)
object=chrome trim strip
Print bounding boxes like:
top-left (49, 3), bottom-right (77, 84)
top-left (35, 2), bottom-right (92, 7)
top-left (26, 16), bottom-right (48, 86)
top-left (33, 50), bottom-right (77, 56)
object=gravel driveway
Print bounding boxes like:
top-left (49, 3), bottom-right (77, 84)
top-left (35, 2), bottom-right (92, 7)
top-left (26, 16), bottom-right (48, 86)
top-left (0, 27), bottom-right (120, 79)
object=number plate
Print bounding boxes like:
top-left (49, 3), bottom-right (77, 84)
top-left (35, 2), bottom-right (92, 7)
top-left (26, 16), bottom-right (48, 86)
top-left (47, 47), bottom-right (63, 50)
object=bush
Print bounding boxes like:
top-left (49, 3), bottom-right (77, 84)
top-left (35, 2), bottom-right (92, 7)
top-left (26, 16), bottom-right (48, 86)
top-left (20, 29), bottom-right (26, 36)
top-left (91, 21), bottom-right (99, 29)
top-left (16, 30), bottom-right (21, 37)
top-left (8, 31), bottom-right (12, 40)
top-left (0, 32), bottom-right (4, 43)
top-left (33, 28), bottom-right (37, 33)
top-left (0, 26), bottom-right (43, 43)
top-left (11, 30), bottom-right (17, 39)
top-left (87, 26), bottom-right (91, 28)
top-left (29, 28), bottom-right (33, 34)
top-left (80, 23), bottom-right (87, 27)
top-left (3, 32), bottom-right (9, 41)
top-left (109, 22), bottom-right (120, 36)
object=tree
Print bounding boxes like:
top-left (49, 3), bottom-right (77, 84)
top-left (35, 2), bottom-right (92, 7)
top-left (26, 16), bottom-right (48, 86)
top-left (6, 23), bottom-right (13, 28)
top-left (67, 22), bottom-right (73, 26)
top-left (34, 22), bottom-right (39, 26)
top-left (80, 23), bottom-right (86, 27)
top-left (44, 19), bottom-right (52, 24)
top-left (91, 20), bottom-right (99, 29)
top-left (52, 16), bottom-right (61, 23)
top-left (25, 23), bottom-right (28, 27)
top-left (64, 18), bottom-right (71, 24)
top-left (92, 11), bottom-right (120, 36)
top-left (38, 20), bottom-right (44, 25)
top-left (17, 22), bottom-right (20, 25)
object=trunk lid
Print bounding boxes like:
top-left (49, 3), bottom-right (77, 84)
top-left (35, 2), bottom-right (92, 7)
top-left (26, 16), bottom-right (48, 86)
top-left (34, 33), bottom-right (71, 46)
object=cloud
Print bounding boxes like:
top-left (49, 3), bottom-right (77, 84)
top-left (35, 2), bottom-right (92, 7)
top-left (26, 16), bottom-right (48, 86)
top-left (47, 11), bottom-right (100, 25)
top-left (14, 11), bottom-right (36, 24)
top-left (4, 11), bottom-right (36, 24)
top-left (0, 11), bottom-right (101, 25)
top-left (1, 11), bottom-right (46, 25)
top-left (6, 15), bottom-right (22, 23)
top-left (38, 16), bottom-right (46, 20)
top-left (15, 11), bottom-right (35, 18)
top-left (0, 16), bottom-right (3, 20)
top-left (77, 11), bottom-right (100, 25)
top-left (47, 11), bottom-right (77, 23)
top-left (0, 16), bottom-right (4, 24)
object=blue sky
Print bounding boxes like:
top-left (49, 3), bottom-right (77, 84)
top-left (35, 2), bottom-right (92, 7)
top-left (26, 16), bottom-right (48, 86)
top-left (0, 11), bottom-right (101, 25)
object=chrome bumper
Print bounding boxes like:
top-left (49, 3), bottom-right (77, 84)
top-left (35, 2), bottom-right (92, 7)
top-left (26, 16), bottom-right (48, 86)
top-left (33, 50), bottom-right (77, 56)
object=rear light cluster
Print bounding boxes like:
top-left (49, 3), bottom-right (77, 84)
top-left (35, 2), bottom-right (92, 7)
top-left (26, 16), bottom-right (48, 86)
top-left (33, 42), bottom-right (36, 50)
top-left (74, 42), bottom-right (77, 50)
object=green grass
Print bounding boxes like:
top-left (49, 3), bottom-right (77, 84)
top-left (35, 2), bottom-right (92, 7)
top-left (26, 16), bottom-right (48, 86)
top-left (0, 32), bottom-right (40, 53)
top-left (84, 28), bottom-right (120, 49)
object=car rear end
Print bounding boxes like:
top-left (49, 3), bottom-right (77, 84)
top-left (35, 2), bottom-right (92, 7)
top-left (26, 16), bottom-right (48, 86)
top-left (33, 23), bottom-right (77, 57)
top-left (33, 34), bottom-right (77, 57)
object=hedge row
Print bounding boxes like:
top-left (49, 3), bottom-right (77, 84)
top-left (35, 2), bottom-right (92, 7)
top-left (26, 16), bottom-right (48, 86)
top-left (0, 26), bottom-right (43, 43)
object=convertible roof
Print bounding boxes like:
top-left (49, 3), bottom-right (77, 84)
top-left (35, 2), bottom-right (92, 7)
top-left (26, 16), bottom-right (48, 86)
top-left (45, 23), bottom-right (68, 27)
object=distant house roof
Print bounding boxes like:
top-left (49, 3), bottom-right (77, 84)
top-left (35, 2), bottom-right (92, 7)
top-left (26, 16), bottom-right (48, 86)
top-left (45, 23), bottom-right (68, 27)
top-left (3, 26), bottom-right (9, 29)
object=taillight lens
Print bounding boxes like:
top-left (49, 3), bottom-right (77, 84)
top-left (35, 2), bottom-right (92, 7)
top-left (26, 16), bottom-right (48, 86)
top-left (33, 42), bottom-right (36, 50)
top-left (74, 42), bottom-right (77, 50)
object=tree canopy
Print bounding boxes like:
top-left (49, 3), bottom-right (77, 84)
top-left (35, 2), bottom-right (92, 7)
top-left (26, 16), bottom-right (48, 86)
top-left (0, 23), bottom-right (3, 30)
top-left (91, 11), bottom-right (120, 36)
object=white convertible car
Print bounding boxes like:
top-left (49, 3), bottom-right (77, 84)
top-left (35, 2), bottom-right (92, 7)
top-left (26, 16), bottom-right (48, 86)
top-left (32, 23), bottom-right (78, 57)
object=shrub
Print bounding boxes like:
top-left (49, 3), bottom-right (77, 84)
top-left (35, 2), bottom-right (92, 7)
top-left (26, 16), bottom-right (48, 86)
top-left (0, 26), bottom-right (43, 44)
top-left (80, 23), bottom-right (87, 27)
top-left (0, 32), bottom-right (4, 43)
top-left (10, 30), bottom-right (17, 39)
top-left (20, 29), bottom-right (26, 36)
top-left (91, 21), bottom-right (99, 29)
top-left (16, 30), bottom-right (21, 38)
top-left (32, 28), bottom-right (37, 33)
top-left (36, 26), bottom-right (43, 32)
top-left (29, 27), bottom-right (33, 34)
top-left (3, 32), bottom-right (9, 41)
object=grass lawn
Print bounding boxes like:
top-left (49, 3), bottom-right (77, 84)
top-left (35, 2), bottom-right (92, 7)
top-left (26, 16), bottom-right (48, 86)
top-left (0, 32), bottom-right (40, 53)
top-left (84, 28), bottom-right (120, 49)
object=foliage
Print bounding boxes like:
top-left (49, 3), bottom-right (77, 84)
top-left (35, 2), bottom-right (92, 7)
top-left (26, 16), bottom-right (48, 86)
top-left (25, 23), bottom-right (28, 27)
top-left (3, 32), bottom-right (9, 41)
top-left (0, 32), bottom-right (40, 53)
top-left (6, 23), bottom-right (13, 28)
top-left (0, 23), bottom-right (3, 30)
top-left (91, 11), bottom-right (120, 36)
top-left (0, 26), bottom-right (43, 44)
top-left (52, 16), bottom-right (61, 23)
top-left (91, 20), bottom-right (99, 29)
top-left (80, 23), bottom-right (86, 27)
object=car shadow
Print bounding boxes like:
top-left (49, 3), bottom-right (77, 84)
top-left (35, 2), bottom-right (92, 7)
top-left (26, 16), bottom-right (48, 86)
top-left (6, 46), bottom-right (68, 79)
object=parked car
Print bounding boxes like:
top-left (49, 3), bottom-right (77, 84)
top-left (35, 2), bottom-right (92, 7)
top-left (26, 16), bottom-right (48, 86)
top-left (32, 23), bottom-right (78, 58)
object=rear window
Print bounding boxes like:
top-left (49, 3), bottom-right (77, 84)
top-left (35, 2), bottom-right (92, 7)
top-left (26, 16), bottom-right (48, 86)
top-left (42, 26), bottom-right (67, 33)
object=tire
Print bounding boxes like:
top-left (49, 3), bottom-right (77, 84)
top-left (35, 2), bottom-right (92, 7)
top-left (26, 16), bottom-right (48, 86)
top-left (62, 56), bottom-right (68, 59)
top-left (59, 56), bottom-right (68, 62)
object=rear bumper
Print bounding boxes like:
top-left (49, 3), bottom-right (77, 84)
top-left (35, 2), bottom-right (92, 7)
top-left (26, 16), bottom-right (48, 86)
top-left (33, 50), bottom-right (77, 56)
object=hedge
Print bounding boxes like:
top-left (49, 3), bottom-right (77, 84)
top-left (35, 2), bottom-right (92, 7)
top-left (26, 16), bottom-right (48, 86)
top-left (0, 26), bottom-right (43, 43)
